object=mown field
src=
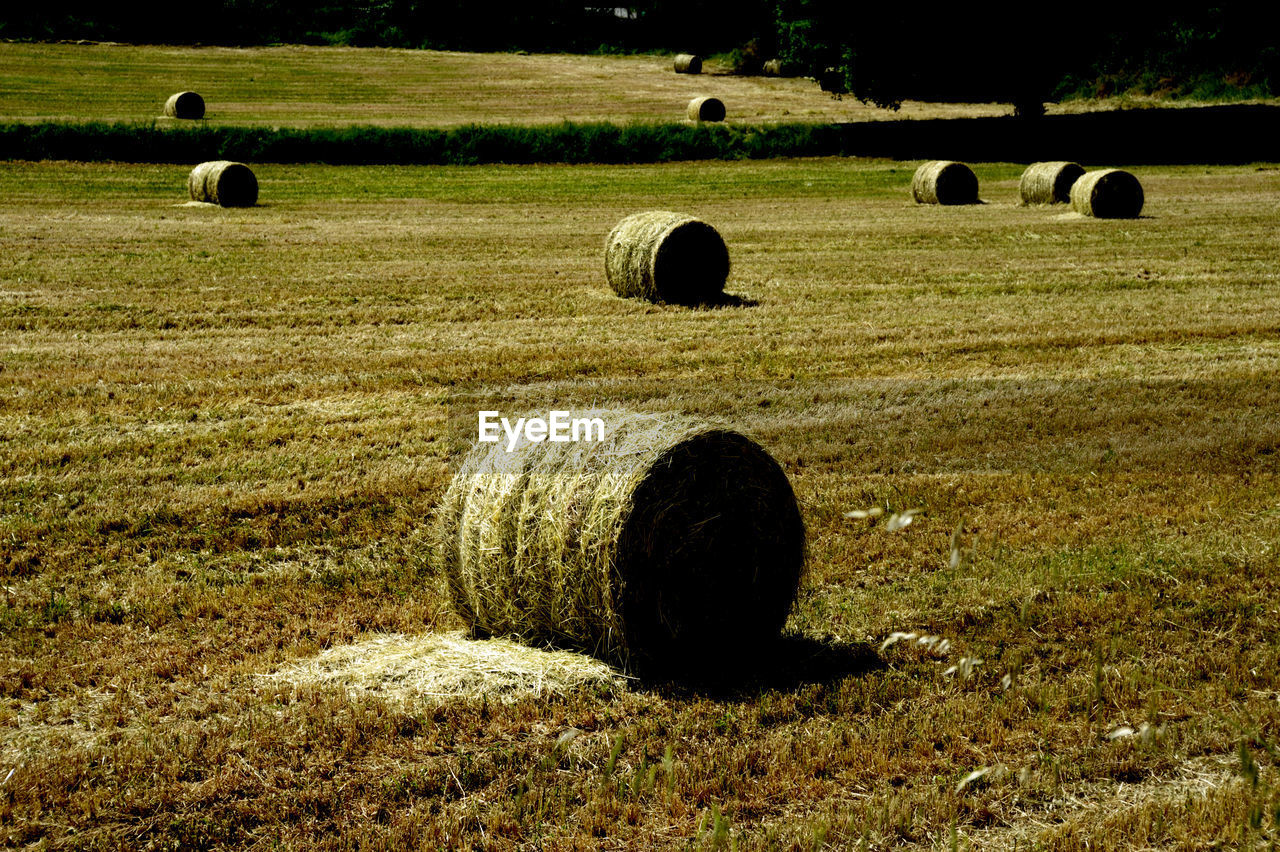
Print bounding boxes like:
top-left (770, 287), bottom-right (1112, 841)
top-left (0, 42), bottom-right (1109, 128)
top-left (1, 156), bottom-right (1279, 849)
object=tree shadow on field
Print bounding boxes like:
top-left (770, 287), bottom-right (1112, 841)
top-left (640, 634), bottom-right (883, 699)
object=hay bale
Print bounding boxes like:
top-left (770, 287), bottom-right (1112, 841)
top-left (673, 53), bottom-right (703, 74)
top-left (187, 160), bottom-right (258, 207)
top-left (687, 96), bottom-right (726, 122)
top-left (1019, 161), bottom-right (1085, 205)
top-left (911, 161), bottom-right (979, 205)
top-left (604, 211), bottom-right (729, 304)
top-left (163, 91), bottom-right (205, 120)
top-left (1070, 168), bottom-right (1144, 218)
top-left (762, 58), bottom-right (784, 76)
top-left (433, 410), bottom-right (806, 677)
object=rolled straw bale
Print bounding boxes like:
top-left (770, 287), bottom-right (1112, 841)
top-left (187, 161), bottom-right (258, 207)
top-left (433, 410), bottom-right (806, 676)
top-left (163, 91), bottom-right (205, 120)
top-left (1070, 168), bottom-right (1144, 218)
top-left (1019, 161), bottom-right (1085, 205)
top-left (673, 53), bottom-right (703, 74)
top-left (911, 160), bottom-right (979, 205)
top-left (687, 96), bottom-right (726, 122)
top-left (604, 210), bottom-right (729, 304)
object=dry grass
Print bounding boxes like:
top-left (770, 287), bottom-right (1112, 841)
top-left (0, 42), bottom-right (1157, 128)
top-left (1, 157), bottom-right (1279, 849)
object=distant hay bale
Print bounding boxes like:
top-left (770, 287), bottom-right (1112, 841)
top-left (762, 58), bottom-right (783, 76)
top-left (1019, 161), bottom-right (1085, 205)
top-left (1070, 169), bottom-right (1145, 218)
top-left (673, 53), bottom-right (703, 74)
top-left (187, 160), bottom-right (258, 207)
top-left (163, 91), bottom-right (205, 120)
top-left (687, 96), bottom-right (726, 122)
top-left (433, 410), bottom-right (806, 677)
top-left (604, 210), bottom-right (729, 304)
top-left (911, 161), bottom-right (979, 205)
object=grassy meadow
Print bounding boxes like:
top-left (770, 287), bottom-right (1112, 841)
top-left (0, 42), bottom-right (1103, 129)
top-left (1, 156), bottom-right (1280, 849)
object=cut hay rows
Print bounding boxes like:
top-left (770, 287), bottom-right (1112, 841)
top-left (187, 160), bottom-right (258, 207)
top-left (1019, 161), bottom-right (1085, 205)
top-left (163, 91), bottom-right (205, 120)
top-left (687, 96), bottom-right (726, 122)
top-left (673, 53), bottom-right (702, 74)
top-left (259, 632), bottom-right (626, 705)
top-left (911, 160), bottom-right (979, 205)
top-left (1071, 168), bottom-right (1145, 218)
top-left (604, 210), bottom-right (730, 304)
top-left (433, 410), bottom-right (805, 677)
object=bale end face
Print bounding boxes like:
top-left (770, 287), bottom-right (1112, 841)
top-left (673, 53), bottom-right (703, 74)
top-left (433, 411), bottom-right (806, 678)
top-left (911, 161), bottom-right (979, 205)
top-left (1019, 161), bottom-right (1085, 205)
top-left (164, 91), bottom-right (205, 120)
top-left (687, 96), bottom-right (726, 122)
top-left (1070, 169), bottom-right (1144, 218)
top-left (187, 161), bottom-right (258, 207)
top-left (605, 211), bottom-right (729, 305)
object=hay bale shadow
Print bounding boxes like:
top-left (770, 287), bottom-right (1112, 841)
top-left (638, 633), bottom-right (883, 697)
top-left (688, 291), bottom-right (758, 309)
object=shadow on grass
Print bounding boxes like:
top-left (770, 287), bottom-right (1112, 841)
top-left (639, 633), bottom-right (883, 699)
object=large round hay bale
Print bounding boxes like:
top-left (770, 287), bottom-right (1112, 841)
top-left (187, 161), bottom-right (258, 208)
top-left (687, 96), bottom-right (726, 122)
top-left (673, 53), bottom-right (703, 74)
top-left (163, 91), bottom-right (205, 120)
top-left (1019, 161), bottom-right (1085, 205)
top-left (604, 211), bottom-right (730, 305)
top-left (433, 410), bottom-right (806, 677)
top-left (1070, 169), bottom-right (1144, 218)
top-left (911, 161), bottom-right (979, 205)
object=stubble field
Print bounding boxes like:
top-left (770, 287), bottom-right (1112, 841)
top-left (1, 156), bottom-right (1279, 849)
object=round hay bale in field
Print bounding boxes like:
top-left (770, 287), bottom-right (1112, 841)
top-left (1070, 169), bottom-right (1144, 218)
top-left (673, 53), bottom-right (703, 74)
top-left (187, 161), bottom-right (258, 207)
top-left (911, 161), bottom-right (979, 205)
top-left (433, 410), bottom-right (806, 677)
top-left (163, 91), bottom-right (205, 120)
top-left (1019, 161), bottom-right (1085, 205)
top-left (687, 96), bottom-right (726, 122)
top-left (762, 58), bottom-right (783, 77)
top-left (604, 210), bottom-right (729, 305)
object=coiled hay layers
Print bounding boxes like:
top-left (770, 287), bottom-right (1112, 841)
top-left (1070, 169), bottom-right (1144, 218)
top-left (687, 96), bottom-right (726, 122)
top-left (433, 411), bottom-right (806, 677)
top-left (163, 91), bottom-right (205, 120)
top-left (674, 53), bottom-right (703, 74)
top-left (911, 160), bottom-right (979, 205)
top-left (604, 211), bottom-right (729, 305)
top-left (1019, 161), bottom-right (1085, 205)
top-left (187, 161), bottom-right (258, 207)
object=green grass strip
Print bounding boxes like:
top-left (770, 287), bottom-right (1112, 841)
top-left (0, 121), bottom-right (846, 166)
